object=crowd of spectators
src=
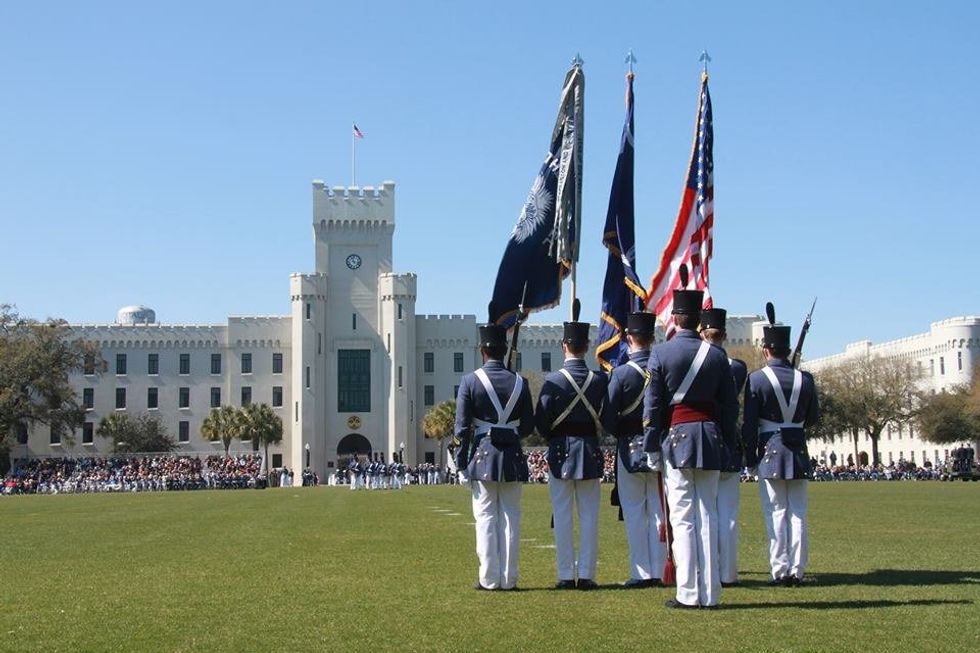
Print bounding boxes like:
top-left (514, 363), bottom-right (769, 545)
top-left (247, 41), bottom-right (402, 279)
top-left (809, 461), bottom-right (948, 482)
top-left (2, 455), bottom-right (264, 495)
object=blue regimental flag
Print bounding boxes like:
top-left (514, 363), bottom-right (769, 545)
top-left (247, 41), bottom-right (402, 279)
top-left (488, 64), bottom-right (585, 327)
top-left (596, 72), bottom-right (646, 371)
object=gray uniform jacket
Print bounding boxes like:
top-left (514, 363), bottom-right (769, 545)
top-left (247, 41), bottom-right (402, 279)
top-left (723, 357), bottom-right (748, 472)
top-left (535, 358), bottom-right (608, 481)
top-left (601, 350), bottom-right (652, 473)
top-left (454, 360), bottom-right (534, 483)
top-left (742, 359), bottom-right (820, 480)
top-left (642, 330), bottom-right (738, 471)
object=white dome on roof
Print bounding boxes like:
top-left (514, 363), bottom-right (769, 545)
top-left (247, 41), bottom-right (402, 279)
top-left (116, 305), bottom-right (156, 325)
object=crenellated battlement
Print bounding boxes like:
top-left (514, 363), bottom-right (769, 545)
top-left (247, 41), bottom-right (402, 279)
top-left (312, 180), bottom-right (395, 226)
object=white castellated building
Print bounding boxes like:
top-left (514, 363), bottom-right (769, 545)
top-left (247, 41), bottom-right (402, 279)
top-left (804, 317), bottom-right (980, 468)
top-left (14, 178), bottom-right (976, 476)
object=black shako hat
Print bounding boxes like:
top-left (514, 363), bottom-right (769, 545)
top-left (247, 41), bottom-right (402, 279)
top-left (762, 301), bottom-right (792, 350)
top-left (478, 324), bottom-right (508, 349)
top-left (671, 265), bottom-right (703, 315)
top-left (562, 321), bottom-right (591, 346)
top-left (625, 311), bottom-right (657, 336)
top-left (700, 308), bottom-right (727, 331)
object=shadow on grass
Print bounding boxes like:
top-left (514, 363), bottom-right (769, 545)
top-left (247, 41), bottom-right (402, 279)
top-left (723, 598), bottom-right (973, 610)
top-left (738, 569), bottom-right (980, 588)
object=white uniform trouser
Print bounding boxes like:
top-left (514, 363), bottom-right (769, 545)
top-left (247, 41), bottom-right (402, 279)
top-left (617, 457), bottom-right (666, 581)
top-left (664, 461), bottom-right (721, 606)
top-left (759, 479), bottom-right (808, 580)
top-left (549, 477), bottom-right (600, 581)
top-left (717, 471), bottom-right (741, 584)
top-left (471, 481), bottom-right (522, 590)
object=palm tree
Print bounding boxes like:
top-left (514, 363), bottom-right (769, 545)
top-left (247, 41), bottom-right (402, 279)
top-left (200, 405), bottom-right (239, 457)
top-left (238, 403), bottom-right (283, 475)
top-left (422, 400), bottom-right (456, 468)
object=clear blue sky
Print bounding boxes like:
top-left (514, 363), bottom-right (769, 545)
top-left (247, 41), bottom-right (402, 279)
top-left (1, 1), bottom-right (977, 358)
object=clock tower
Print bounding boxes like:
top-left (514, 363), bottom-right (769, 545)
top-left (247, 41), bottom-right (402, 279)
top-left (287, 180), bottom-right (415, 475)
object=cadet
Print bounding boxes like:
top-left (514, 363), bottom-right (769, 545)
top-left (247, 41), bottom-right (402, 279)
top-left (742, 307), bottom-right (820, 586)
top-left (455, 324), bottom-right (534, 591)
top-left (700, 307), bottom-right (748, 587)
top-left (602, 311), bottom-right (666, 588)
top-left (643, 288), bottom-right (737, 609)
top-left (535, 321), bottom-right (607, 590)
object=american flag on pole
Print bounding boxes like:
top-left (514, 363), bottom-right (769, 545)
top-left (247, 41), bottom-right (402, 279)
top-left (352, 123), bottom-right (364, 139)
top-left (646, 72), bottom-right (713, 338)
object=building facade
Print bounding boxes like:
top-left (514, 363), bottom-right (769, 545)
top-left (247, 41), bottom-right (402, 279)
top-left (804, 317), bottom-right (980, 467)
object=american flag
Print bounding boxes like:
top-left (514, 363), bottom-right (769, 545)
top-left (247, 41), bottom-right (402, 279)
top-left (646, 72), bottom-right (713, 338)
top-left (352, 123), bottom-right (364, 139)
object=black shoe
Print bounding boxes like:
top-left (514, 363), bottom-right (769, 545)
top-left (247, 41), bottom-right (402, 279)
top-left (767, 577), bottom-right (784, 587)
top-left (785, 576), bottom-right (802, 587)
top-left (664, 599), bottom-right (699, 609)
top-left (721, 581), bottom-right (741, 588)
top-left (622, 578), bottom-right (653, 589)
top-left (577, 578), bottom-right (598, 591)
top-left (701, 604), bottom-right (720, 610)
top-left (473, 582), bottom-right (492, 591)
top-left (554, 580), bottom-right (576, 590)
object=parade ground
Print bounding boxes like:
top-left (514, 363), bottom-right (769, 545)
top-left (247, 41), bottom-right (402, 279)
top-left (2, 483), bottom-right (977, 653)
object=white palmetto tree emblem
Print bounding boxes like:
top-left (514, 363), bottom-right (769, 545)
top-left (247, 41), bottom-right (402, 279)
top-left (510, 173), bottom-right (553, 244)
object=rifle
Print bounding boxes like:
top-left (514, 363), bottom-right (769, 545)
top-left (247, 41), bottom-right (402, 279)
top-left (505, 283), bottom-right (529, 372)
top-left (790, 298), bottom-right (817, 368)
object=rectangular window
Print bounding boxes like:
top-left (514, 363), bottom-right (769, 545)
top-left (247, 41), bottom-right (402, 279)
top-left (337, 349), bottom-right (371, 412)
top-left (147, 353), bottom-right (158, 375)
top-left (454, 384), bottom-right (459, 398)
top-left (147, 387), bottom-right (158, 409)
top-left (516, 352), bottom-right (522, 371)
top-left (115, 387), bottom-right (126, 409)
top-left (541, 352), bottom-right (552, 372)
top-left (210, 387), bottom-right (221, 408)
top-left (179, 353), bottom-right (190, 375)
top-left (241, 353), bottom-right (252, 374)
top-left (352, 313), bottom-right (357, 330)
top-left (178, 421), bottom-right (189, 443)
top-left (50, 427), bottom-right (61, 446)
top-left (425, 452), bottom-right (435, 464)
top-left (930, 359), bottom-right (935, 376)
top-left (888, 452), bottom-right (893, 464)
top-left (398, 303), bottom-right (403, 320)
top-left (272, 453), bottom-right (283, 468)
top-left (82, 422), bottom-right (94, 445)
top-left (454, 352), bottom-right (464, 373)
top-left (306, 366), bottom-right (311, 389)
top-left (940, 357), bottom-right (945, 375)
top-left (84, 354), bottom-right (96, 376)
top-left (424, 385), bottom-right (435, 406)
top-left (424, 352), bottom-right (434, 373)
top-left (318, 333), bottom-right (322, 355)
top-left (241, 386), bottom-right (252, 407)
top-left (958, 351), bottom-right (963, 371)
top-left (272, 386), bottom-right (283, 407)
top-left (273, 352), bottom-right (283, 374)
top-left (295, 401), bottom-right (299, 422)
top-left (179, 387), bottom-right (190, 409)
top-left (116, 354), bottom-right (127, 375)
top-left (16, 423), bottom-right (28, 445)
top-left (211, 354), bottom-right (221, 375)
top-left (305, 303), bottom-right (311, 320)
top-left (83, 388), bottom-right (94, 410)
top-left (386, 333), bottom-right (391, 352)
top-left (398, 365), bottom-right (403, 388)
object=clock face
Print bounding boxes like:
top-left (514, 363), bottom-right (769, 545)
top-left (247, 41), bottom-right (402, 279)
top-left (345, 254), bottom-right (362, 270)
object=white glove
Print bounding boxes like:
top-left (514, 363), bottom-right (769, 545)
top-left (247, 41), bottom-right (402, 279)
top-left (646, 454), bottom-right (662, 472)
top-left (457, 472), bottom-right (471, 488)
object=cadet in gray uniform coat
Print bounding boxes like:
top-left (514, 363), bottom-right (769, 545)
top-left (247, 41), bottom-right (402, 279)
top-left (602, 311), bottom-right (666, 588)
top-left (535, 321), bottom-right (607, 590)
top-left (643, 289), bottom-right (738, 609)
top-left (700, 308), bottom-right (748, 587)
top-left (742, 310), bottom-right (819, 586)
top-left (455, 324), bottom-right (534, 591)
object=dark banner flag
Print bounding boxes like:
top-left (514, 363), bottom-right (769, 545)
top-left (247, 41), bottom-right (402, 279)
top-left (488, 63), bottom-right (585, 327)
top-left (596, 72), bottom-right (646, 370)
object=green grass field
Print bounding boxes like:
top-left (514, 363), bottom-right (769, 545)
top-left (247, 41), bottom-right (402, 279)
top-left (1, 483), bottom-right (978, 653)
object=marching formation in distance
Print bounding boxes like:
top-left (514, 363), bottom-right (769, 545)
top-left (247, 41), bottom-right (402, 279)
top-left (453, 54), bottom-right (820, 607)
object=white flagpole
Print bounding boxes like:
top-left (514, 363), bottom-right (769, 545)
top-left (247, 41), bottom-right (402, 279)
top-left (351, 123), bottom-right (356, 186)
